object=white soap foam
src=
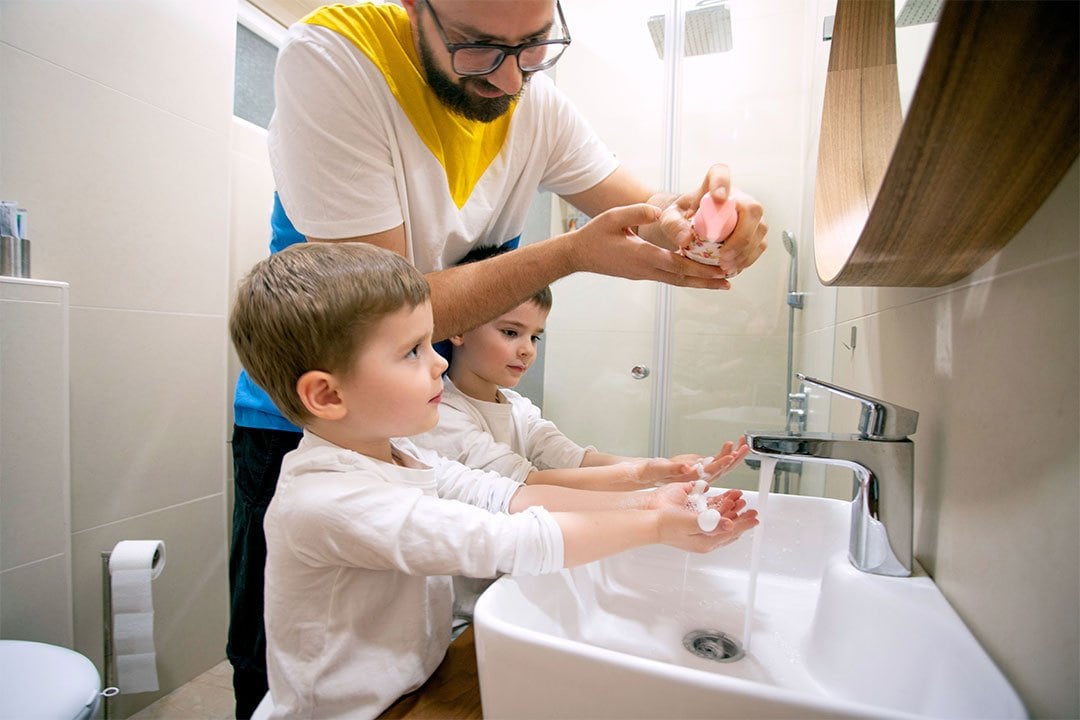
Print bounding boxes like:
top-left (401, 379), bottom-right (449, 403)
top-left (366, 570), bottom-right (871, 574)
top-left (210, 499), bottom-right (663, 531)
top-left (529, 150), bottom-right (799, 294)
top-left (697, 508), bottom-right (721, 532)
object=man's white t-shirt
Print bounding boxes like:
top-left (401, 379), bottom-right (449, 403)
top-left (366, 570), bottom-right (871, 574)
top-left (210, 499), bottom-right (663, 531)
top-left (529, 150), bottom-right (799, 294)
top-left (269, 3), bottom-right (619, 272)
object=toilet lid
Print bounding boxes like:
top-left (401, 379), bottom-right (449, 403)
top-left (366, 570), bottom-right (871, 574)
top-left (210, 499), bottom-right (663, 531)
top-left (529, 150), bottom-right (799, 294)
top-left (0, 640), bottom-right (101, 720)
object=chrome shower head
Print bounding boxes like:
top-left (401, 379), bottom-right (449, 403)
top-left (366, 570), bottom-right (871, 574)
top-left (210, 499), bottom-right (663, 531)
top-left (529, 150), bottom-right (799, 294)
top-left (781, 229), bottom-right (797, 257)
top-left (896, 0), bottom-right (944, 27)
top-left (648, 1), bottom-right (733, 59)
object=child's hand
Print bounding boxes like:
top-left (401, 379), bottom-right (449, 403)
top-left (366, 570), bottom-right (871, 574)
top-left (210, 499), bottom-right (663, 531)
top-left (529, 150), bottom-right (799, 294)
top-left (634, 436), bottom-right (750, 486)
top-left (647, 482), bottom-right (748, 515)
top-left (652, 483), bottom-right (759, 552)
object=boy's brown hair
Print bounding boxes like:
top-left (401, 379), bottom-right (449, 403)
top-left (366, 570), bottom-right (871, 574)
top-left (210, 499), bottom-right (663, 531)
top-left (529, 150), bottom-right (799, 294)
top-left (229, 242), bottom-right (430, 426)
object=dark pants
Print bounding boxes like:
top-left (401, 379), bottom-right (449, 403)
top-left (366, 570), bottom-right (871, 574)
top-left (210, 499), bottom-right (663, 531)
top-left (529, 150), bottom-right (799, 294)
top-left (227, 425), bottom-right (302, 719)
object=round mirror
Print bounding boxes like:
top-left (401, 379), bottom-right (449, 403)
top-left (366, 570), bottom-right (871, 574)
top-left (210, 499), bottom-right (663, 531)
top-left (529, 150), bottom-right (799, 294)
top-left (813, 0), bottom-right (1078, 287)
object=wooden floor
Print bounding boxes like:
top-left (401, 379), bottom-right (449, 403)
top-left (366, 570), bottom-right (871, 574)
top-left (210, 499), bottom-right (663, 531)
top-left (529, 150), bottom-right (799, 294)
top-left (128, 627), bottom-right (482, 719)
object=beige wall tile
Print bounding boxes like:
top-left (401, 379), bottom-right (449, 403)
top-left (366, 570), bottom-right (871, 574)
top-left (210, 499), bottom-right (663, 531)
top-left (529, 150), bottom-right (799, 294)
top-left (0, 555), bottom-right (74, 646)
top-left (0, 48), bottom-right (230, 315)
top-left (69, 308), bottom-right (227, 531)
top-left (0, 0), bottom-right (233, 131)
top-left (72, 496), bottom-right (229, 718)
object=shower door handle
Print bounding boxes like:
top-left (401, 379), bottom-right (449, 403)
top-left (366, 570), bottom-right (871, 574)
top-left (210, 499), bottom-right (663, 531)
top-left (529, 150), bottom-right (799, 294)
top-left (630, 365), bottom-right (650, 380)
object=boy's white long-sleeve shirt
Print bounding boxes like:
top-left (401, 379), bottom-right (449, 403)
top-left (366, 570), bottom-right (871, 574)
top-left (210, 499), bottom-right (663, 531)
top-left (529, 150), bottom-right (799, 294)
top-left (413, 379), bottom-right (593, 482)
top-left (264, 431), bottom-right (563, 720)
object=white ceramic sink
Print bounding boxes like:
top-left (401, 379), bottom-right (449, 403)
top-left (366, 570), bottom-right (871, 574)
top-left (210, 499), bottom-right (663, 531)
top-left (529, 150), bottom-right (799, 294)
top-left (474, 491), bottom-right (1026, 719)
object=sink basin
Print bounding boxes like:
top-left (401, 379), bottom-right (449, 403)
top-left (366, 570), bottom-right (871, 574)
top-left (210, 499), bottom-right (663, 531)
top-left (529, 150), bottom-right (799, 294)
top-left (474, 491), bottom-right (1026, 719)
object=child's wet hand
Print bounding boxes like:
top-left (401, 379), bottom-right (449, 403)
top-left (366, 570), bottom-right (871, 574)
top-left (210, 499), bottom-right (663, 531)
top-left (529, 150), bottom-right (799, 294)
top-left (657, 501), bottom-right (758, 553)
top-left (633, 457), bottom-right (700, 485)
top-left (707, 488), bottom-right (748, 517)
top-left (699, 437), bottom-right (750, 482)
top-left (646, 481), bottom-right (699, 510)
top-left (707, 508), bottom-right (759, 547)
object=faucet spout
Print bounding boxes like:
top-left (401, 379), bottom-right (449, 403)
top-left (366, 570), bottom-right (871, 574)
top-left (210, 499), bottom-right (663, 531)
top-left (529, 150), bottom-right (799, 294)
top-left (747, 375), bottom-right (918, 576)
top-left (746, 432), bottom-right (913, 576)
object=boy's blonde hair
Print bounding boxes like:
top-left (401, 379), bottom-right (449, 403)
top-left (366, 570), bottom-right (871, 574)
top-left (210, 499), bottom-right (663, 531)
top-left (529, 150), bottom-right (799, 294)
top-left (230, 242), bottom-right (430, 426)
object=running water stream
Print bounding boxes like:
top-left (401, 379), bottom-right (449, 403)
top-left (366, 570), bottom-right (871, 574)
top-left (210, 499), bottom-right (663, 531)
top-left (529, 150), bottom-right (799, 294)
top-left (741, 458), bottom-right (776, 652)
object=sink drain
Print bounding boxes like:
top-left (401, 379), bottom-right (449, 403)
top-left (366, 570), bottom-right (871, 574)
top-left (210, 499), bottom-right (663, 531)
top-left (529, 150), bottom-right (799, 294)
top-left (683, 630), bottom-right (745, 663)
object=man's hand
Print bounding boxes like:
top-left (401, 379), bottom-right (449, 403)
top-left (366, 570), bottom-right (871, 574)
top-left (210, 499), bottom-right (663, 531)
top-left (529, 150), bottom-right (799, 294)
top-left (652, 164), bottom-right (769, 279)
top-left (563, 203), bottom-right (735, 290)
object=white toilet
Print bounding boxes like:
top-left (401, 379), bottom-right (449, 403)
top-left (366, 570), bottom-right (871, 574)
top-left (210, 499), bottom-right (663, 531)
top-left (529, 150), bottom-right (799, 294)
top-left (0, 640), bottom-right (103, 720)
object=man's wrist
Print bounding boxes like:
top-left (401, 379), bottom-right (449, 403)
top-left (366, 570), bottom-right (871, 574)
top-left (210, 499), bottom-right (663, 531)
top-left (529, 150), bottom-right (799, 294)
top-left (547, 230), bottom-right (582, 276)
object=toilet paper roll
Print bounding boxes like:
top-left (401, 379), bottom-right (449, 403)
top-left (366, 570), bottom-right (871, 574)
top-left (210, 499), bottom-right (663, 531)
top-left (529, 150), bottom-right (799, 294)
top-left (109, 540), bottom-right (166, 694)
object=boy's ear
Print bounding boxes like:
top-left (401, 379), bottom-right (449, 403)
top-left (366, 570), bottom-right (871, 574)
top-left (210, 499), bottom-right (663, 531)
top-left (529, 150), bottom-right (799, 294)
top-left (296, 370), bottom-right (347, 420)
top-left (449, 334), bottom-right (465, 347)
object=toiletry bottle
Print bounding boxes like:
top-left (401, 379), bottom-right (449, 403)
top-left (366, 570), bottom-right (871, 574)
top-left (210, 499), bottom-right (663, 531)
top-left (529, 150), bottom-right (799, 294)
top-left (684, 192), bottom-right (738, 266)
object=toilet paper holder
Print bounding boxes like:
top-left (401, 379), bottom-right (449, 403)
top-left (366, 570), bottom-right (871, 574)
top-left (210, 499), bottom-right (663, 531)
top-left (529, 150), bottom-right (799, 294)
top-left (100, 549), bottom-right (156, 719)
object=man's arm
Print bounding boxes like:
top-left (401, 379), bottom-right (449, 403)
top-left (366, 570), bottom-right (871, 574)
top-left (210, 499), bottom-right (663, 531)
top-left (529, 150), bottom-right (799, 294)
top-left (310, 224), bottom-right (577, 341)
top-left (563, 163), bottom-right (768, 276)
top-left (309, 201), bottom-right (733, 341)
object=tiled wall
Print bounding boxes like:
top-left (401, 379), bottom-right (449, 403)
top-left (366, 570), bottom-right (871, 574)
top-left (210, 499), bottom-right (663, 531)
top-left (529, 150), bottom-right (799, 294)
top-left (0, 1), bottom-right (234, 716)
top-left (796, 3), bottom-right (1079, 714)
top-left (816, 162), bottom-right (1079, 719)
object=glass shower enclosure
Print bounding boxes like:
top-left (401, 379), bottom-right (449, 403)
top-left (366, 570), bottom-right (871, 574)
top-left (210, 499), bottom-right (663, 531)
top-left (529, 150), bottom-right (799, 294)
top-left (540, 0), bottom-right (838, 493)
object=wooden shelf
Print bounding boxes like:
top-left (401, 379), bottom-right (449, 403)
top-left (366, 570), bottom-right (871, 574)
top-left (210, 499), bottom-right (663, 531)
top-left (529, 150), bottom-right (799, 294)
top-left (814, 0), bottom-right (1079, 287)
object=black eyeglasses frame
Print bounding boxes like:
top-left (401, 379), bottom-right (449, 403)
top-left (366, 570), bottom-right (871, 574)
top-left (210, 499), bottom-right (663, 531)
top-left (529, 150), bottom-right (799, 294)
top-left (419, 0), bottom-right (572, 77)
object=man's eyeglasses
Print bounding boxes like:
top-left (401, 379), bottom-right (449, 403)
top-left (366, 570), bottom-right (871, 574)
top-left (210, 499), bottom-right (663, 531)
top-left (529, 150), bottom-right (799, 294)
top-left (420, 0), bottom-right (572, 77)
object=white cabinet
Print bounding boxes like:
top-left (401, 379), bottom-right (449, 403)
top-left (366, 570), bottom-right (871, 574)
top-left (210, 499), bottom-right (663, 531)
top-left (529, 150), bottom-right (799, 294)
top-left (0, 278), bottom-right (72, 646)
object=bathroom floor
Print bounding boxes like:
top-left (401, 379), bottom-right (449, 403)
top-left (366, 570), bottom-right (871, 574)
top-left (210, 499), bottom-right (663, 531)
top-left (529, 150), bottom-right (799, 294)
top-left (128, 660), bottom-right (235, 720)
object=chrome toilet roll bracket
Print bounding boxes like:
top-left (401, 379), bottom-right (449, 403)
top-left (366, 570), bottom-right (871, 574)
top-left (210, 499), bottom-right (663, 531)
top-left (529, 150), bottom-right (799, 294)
top-left (99, 551), bottom-right (123, 720)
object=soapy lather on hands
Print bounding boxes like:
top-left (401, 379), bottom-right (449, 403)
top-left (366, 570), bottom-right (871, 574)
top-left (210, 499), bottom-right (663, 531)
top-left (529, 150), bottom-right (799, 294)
top-left (686, 437), bottom-right (751, 533)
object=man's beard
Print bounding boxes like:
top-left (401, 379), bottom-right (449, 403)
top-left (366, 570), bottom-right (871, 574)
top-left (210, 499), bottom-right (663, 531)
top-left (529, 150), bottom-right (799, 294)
top-left (418, 30), bottom-right (531, 123)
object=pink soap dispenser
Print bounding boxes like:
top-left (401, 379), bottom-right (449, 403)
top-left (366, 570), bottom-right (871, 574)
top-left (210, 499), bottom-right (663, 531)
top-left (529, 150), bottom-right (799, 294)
top-left (683, 191), bottom-right (738, 266)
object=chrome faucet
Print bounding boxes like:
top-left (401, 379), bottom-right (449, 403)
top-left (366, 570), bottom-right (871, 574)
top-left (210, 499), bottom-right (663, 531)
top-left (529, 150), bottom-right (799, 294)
top-left (746, 374), bottom-right (919, 577)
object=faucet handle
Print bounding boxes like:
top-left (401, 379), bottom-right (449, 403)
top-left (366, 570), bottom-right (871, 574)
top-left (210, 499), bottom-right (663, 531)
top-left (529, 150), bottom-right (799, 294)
top-left (797, 373), bottom-right (919, 440)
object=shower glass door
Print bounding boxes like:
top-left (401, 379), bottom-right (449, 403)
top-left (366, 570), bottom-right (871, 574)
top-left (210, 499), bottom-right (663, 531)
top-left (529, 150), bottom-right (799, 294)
top-left (539, 0), bottom-right (669, 458)
top-left (542, 0), bottom-right (838, 492)
top-left (664, 0), bottom-right (827, 491)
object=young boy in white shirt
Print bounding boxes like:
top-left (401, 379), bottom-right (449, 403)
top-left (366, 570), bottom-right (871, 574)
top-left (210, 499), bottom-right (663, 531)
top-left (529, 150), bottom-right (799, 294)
top-left (413, 245), bottom-right (750, 490)
top-left (229, 242), bottom-right (757, 720)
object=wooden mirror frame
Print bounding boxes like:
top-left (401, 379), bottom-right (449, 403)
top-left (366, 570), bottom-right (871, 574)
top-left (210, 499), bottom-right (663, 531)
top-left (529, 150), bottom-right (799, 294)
top-left (814, 0), bottom-right (1079, 287)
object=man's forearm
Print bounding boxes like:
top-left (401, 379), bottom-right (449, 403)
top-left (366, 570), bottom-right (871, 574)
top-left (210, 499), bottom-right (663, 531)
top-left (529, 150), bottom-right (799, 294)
top-left (426, 233), bottom-right (578, 340)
